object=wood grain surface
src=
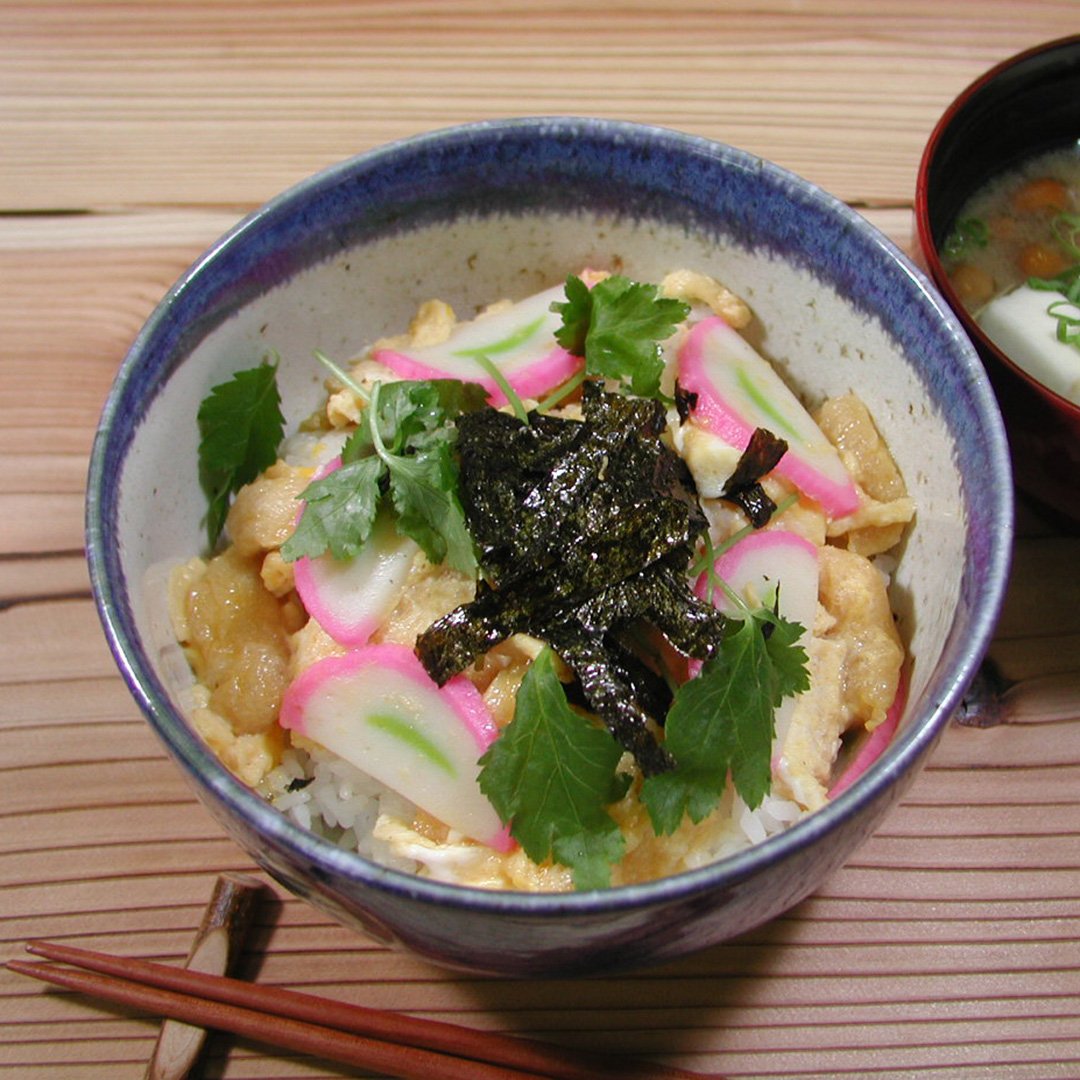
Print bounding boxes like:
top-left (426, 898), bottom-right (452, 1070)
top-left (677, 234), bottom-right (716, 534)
top-left (2, 3), bottom-right (1079, 1077)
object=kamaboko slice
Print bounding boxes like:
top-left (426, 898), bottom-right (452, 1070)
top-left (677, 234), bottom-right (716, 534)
top-left (695, 528), bottom-right (819, 750)
top-left (678, 316), bottom-right (859, 517)
top-left (372, 284), bottom-right (581, 406)
top-left (292, 459), bottom-right (417, 646)
top-left (280, 643), bottom-right (512, 850)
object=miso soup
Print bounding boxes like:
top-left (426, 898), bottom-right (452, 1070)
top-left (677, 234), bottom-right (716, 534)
top-left (942, 143), bottom-right (1080, 406)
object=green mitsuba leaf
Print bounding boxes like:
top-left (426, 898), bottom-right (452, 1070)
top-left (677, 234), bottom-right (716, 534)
top-left (279, 455), bottom-right (385, 563)
top-left (552, 274), bottom-right (690, 399)
top-left (386, 438), bottom-right (476, 574)
top-left (478, 647), bottom-right (630, 890)
top-left (281, 377), bottom-right (482, 576)
top-left (197, 359), bottom-right (285, 548)
top-left (641, 610), bottom-right (808, 836)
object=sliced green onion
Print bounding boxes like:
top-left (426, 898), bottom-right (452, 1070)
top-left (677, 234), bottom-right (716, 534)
top-left (1046, 299), bottom-right (1080, 350)
top-left (943, 217), bottom-right (989, 260)
top-left (1051, 212), bottom-right (1080, 263)
top-left (1027, 217), bottom-right (1080, 354)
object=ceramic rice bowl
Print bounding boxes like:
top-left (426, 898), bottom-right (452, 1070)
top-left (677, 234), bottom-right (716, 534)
top-left (86, 118), bottom-right (1012, 977)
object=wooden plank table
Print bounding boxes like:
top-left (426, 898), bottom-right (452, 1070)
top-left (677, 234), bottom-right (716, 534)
top-left (2, 3), bottom-right (1079, 1076)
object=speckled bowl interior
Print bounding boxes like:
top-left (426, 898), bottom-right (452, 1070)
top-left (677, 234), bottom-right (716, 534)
top-left (87, 118), bottom-right (1012, 976)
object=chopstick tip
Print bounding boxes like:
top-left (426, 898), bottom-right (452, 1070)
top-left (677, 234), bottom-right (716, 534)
top-left (7, 958), bottom-right (47, 979)
top-left (25, 940), bottom-right (57, 959)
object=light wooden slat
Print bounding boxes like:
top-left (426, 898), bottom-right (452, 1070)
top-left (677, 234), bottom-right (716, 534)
top-left (3, 0), bottom-right (1070, 45)
top-left (0, 599), bottom-right (117, 682)
top-left (2, 676), bottom-right (139, 727)
top-left (1, 718), bottom-right (156, 771)
top-left (0, 839), bottom-right (251, 891)
top-left (0, 796), bottom-right (206, 872)
top-left (791, 893), bottom-right (1080, 923)
top-left (878, 798), bottom-right (1080, 836)
top-left (1, 1), bottom-right (1074, 212)
top-left (0, 494), bottom-right (87, 557)
top-left (902, 761), bottom-right (1080, 804)
top-left (927, 717), bottom-right (1080, 769)
top-left (0, 554), bottom-right (91, 605)
top-left (0, 759), bottom-right (197, 818)
top-left (0, 453), bottom-right (88, 495)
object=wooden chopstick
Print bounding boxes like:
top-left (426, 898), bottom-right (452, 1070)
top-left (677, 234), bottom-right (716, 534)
top-left (11, 941), bottom-right (719, 1080)
top-left (8, 956), bottom-right (537, 1080)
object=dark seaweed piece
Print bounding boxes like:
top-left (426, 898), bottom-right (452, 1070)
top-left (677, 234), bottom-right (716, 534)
top-left (571, 552), bottom-right (725, 654)
top-left (724, 427), bottom-right (788, 490)
top-left (635, 555), bottom-right (732, 658)
top-left (566, 555), bottom-right (717, 736)
top-left (415, 383), bottom-right (731, 775)
top-left (673, 382), bottom-right (698, 424)
top-left (725, 483), bottom-right (775, 529)
top-left (721, 427), bottom-right (789, 527)
top-left (453, 384), bottom-right (706, 603)
top-left (599, 629), bottom-right (675, 727)
top-left (416, 583), bottom-right (525, 686)
top-left (540, 619), bottom-right (676, 777)
top-left (453, 408), bottom-right (585, 588)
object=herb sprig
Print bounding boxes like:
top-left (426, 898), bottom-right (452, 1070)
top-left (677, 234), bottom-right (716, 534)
top-left (280, 376), bottom-right (485, 575)
top-left (641, 606), bottom-right (809, 834)
top-left (197, 358), bottom-right (285, 548)
top-left (551, 273), bottom-right (690, 399)
top-left (478, 647), bottom-right (631, 890)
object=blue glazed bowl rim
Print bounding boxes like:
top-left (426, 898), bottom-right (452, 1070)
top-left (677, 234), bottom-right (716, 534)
top-left (86, 116), bottom-right (1012, 917)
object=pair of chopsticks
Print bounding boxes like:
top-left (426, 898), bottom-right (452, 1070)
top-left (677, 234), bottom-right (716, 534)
top-left (9, 940), bottom-right (720, 1080)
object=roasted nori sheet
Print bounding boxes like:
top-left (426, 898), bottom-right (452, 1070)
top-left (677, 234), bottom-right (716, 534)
top-left (415, 383), bottom-right (731, 775)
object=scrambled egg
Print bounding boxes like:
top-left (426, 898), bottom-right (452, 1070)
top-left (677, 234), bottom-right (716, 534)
top-left (774, 546), bottom-right (903, 810)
